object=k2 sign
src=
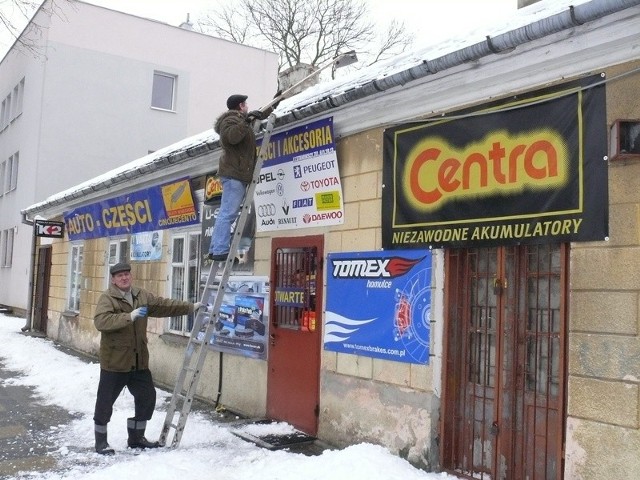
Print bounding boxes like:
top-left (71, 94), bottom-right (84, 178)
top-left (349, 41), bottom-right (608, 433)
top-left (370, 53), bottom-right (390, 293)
top-left (34, 220), bottom-right (65, 238)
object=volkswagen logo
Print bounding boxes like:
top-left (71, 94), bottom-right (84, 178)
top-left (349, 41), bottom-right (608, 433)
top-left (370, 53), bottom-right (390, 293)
top-left (258, 203), bottom-right (276, 217)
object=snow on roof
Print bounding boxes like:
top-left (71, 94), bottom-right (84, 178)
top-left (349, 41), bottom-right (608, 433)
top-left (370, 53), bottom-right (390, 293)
top-left (277, 0), bottom-right (593, 113)
top-left (24, 0), bottom-right (602, 214)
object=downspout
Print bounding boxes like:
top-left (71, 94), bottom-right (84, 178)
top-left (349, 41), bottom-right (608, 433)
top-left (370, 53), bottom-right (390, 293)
top-left (20, 211), bottom-right (38, 332)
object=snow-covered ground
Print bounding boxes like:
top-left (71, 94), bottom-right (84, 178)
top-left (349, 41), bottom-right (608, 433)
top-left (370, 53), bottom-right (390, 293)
top-left (0, 314), bottom-right (456, 479)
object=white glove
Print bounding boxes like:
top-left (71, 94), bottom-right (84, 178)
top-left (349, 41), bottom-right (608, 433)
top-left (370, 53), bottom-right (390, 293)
top-left (130, 306), bottom-right (148, 321)
top-left (193, 302), bottom-right (205, 313)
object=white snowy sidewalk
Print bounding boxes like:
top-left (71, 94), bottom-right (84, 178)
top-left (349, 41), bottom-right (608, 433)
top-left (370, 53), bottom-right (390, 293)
top-left (0, 314), bottom-right (457, 480)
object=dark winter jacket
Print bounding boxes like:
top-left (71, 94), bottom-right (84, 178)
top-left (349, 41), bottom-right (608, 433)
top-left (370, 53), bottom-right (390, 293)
top-left (214, 110), bottom-right (257, 184)
top-left (94, 284), bottom-right (194, 372)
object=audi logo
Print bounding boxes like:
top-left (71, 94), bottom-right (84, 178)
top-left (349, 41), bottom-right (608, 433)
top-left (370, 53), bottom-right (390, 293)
top-left (258, 203), bottom-right (276, 217)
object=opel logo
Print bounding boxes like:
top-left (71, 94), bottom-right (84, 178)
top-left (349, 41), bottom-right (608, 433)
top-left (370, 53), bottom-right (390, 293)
top-left (258, 203), bottom-right (276, 217)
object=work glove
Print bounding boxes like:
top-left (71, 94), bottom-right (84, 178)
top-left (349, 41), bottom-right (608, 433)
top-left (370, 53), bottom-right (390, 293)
top-left (193, 302), bottom-right (206, 313)
top-left (246, 110), bottom-right (265, 123)
top-left (130, 306), bottom-right (148, 321)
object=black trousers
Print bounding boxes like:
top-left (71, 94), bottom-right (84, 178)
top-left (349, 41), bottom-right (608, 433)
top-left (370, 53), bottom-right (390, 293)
top-left (93, 369), bottom-right (156, 426)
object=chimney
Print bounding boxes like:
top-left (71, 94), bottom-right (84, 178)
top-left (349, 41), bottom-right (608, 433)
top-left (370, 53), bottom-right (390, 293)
top-left (179, 13), bottom-right (194, 31)
top-left (518, 0), bottom-right (541, 7)
top-left (277, 63), bottom-right (319, 96)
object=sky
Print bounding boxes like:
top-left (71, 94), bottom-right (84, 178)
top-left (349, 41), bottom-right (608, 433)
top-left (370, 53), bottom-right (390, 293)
top-left (0, 0), bottom-right (518, 60)
top-left (0, 314), bottom-right (458, 480)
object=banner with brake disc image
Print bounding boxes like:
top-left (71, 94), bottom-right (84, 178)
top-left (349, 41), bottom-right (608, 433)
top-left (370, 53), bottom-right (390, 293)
top-left (324, 250), bottom-right (432, 365)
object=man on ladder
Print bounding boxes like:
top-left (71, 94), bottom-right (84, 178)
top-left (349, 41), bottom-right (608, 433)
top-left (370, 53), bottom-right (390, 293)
top-left (207, 94), bottom-right (276, 262)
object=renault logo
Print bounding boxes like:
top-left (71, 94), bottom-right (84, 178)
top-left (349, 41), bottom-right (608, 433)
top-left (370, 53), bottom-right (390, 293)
top-left (258, 203), bottom-right (276, 217)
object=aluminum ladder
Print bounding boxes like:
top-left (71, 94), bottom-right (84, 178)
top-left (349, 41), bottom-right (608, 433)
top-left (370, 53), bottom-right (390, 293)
top-left (159, 113), bottom-right (277, 448)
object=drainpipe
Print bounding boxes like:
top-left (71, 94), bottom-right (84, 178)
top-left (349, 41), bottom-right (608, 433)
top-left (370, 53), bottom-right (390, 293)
top-left (20, 212), bottom-right (42, 332)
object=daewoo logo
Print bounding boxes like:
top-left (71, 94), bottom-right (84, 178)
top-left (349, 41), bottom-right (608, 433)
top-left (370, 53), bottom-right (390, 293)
top-left (402, 131), bottom-right (569, 210)
top-left (331, 257), bottom-right (423, 279)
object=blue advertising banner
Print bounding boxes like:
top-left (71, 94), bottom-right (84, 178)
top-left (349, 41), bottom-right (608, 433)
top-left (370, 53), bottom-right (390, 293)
top-left (324, 250), bottom-right (432, 364)
top-left (63, 178), bottom-right (199, 240)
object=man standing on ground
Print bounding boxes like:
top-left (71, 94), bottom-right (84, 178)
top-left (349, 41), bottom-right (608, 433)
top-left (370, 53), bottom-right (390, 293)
top-left (93, 262), bottom-right (202, 455)
top-left (207, 94), bottom-right (271, 262)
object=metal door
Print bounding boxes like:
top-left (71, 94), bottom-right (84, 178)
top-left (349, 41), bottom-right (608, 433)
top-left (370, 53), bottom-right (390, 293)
top-left (442, 244), bottom-right (567, 479)
top-left (267, 235), bottom-right (323, 435)
top-left (32, 246), bottom-right (52, 333)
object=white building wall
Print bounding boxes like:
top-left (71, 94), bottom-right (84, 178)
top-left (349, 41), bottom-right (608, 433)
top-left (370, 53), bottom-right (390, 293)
top-left (0, 0), bottom-right (278, 313)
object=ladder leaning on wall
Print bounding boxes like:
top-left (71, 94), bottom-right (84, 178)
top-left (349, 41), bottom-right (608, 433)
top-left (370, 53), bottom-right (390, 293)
top-left (158, 50), bottom-right (358, 449)
top-left (158, 112), bottom-right (277, 449)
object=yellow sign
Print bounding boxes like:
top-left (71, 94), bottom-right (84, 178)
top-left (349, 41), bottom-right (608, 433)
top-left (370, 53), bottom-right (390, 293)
top-left (315, 190), bottom-right (341, 210)
top-left (161, 179), bottom-right (196, 217)
top-left (204, 174), bottom-right (223, 203)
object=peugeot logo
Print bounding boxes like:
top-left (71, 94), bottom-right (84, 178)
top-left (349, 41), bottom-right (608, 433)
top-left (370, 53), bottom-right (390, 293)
top-left (258, 203), bottom-right (276, 217)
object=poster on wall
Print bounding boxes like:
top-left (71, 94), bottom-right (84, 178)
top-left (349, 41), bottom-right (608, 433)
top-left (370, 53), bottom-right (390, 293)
top-left (198, 278), bottom-right (269, 360)
top-left (130, 230), bottom-right (163, 261)
top-left (324, 250), bottom-right (432, 365)
top-left (382, 76), bottom-right (608, 249)
top-left (254, 116), bottom-right (344, 232)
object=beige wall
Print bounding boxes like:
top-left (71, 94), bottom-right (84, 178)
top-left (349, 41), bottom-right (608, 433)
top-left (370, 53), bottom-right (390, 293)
top-left (41, 59), bottom-right (640, 476)
top-left (565, 60), bottom-right (640, 479)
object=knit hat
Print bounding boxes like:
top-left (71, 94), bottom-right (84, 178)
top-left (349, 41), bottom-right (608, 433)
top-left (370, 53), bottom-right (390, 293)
top-left (227, 94), bottom-right (248, 110)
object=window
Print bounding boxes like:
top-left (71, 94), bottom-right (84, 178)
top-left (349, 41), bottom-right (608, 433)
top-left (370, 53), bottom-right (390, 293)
top-left (67, 244), bottom-right (84, 311)
top-left (105, 238), bottom-right (129, 288)
top-left (0, 98), bottom-right (6, 130)
top-left (3, 152), bottom-right (19, 193)
top-left (11, 78), bottom-right (24, 120)
top-left (1, 227), bottom-right (15, 267)
top-left (3, 93), bottom-right (11, 126)
top-left (0, 161), bottom-right (5, 197)
top-left (610, 119), bottom-right (640, 160)
top-left (0, 95), bottom-right (8, 130)
top-left (9, 152), bottom-right (18, 191)
top-left (151, 72), bottom-right (176, 111)
top-left (168, 232), bottom-right (201, 335)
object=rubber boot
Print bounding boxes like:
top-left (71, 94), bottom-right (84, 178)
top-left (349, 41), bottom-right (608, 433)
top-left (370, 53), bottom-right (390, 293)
top-left (127, 418), bottom-right (160, 449)
top-left (94, 424), bottom-right (115, 455)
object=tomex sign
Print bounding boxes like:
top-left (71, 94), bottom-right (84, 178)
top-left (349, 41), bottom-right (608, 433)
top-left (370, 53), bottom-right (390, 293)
top-left (34, 220), bottom-right (64, 238)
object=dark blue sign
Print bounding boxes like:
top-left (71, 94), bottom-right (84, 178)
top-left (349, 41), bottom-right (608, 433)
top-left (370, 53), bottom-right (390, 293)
top-left (63, 178), bottom-right (199, 240)
top-left (259, 116), bottom-right (335, 168)
top-left (324, 250), bottom-right (432, 364)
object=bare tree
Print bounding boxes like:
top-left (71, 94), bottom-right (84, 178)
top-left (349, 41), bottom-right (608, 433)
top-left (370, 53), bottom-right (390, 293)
top-left (196, 0), bottom-right (413, 74)
top-left (1, 0), bottom-right (73, 58)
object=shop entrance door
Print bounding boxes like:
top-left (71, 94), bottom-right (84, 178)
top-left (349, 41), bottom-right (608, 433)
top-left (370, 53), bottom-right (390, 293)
top-left (32, 245), bottom-right (52, 334)
top-left (267, 236), bottom-right (323, 435)
top-left (442, 244), bottom-right (567, 479)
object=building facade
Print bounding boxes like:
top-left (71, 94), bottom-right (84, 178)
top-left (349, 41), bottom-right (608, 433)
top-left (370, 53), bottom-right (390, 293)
top-left (20, 1), bottom-right (640, 478)
top-left (0, 0), bottom-right (278, 315)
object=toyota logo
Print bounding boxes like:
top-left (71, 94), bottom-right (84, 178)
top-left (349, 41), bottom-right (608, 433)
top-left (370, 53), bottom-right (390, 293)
top-left (258, 203), bottom-right (276, 217)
